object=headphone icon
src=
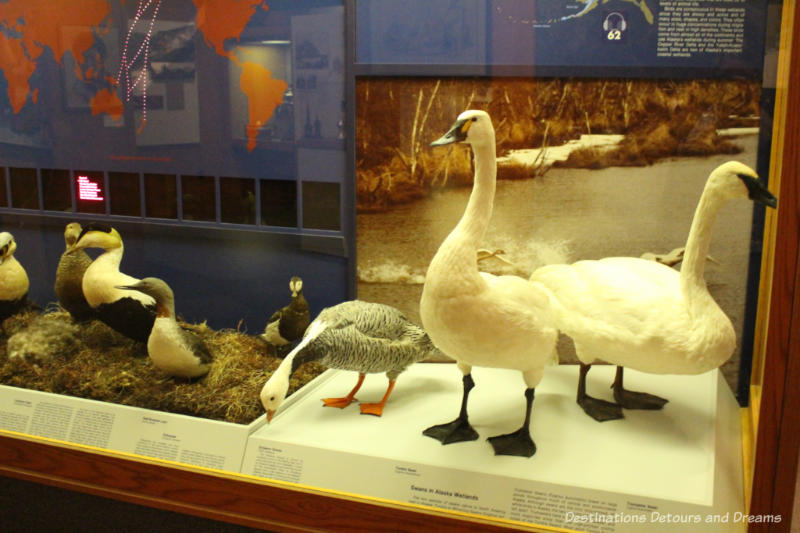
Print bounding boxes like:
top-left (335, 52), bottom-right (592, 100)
top-left (603, 12), bottom-right (627, 32)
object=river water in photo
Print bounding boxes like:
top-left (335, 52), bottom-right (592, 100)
top-left (357, 134), bottom-right (761, 388)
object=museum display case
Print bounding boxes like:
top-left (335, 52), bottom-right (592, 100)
top-left (0, 1), bottom-right (799, 531)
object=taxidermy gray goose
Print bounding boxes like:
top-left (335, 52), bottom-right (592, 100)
top-left (419, 110), bottom-right (558, 457)
top-left (54, 222), bottom-right (95, 321)
top-left (260, 300), bottom-right (442, 422)
top-left (261, 276), bottom-right (310, 349)
top-left (0, 232), bottom-right (30, 320)
top-left (530, 161), bottom-right (777, 421)
top-left (118, 277), bottom-right (212, 379)
top-left (66, 224), bottom-right (156, 342)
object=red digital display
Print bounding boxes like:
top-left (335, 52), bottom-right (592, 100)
top-left (77, 175), bottom-right (104, 202)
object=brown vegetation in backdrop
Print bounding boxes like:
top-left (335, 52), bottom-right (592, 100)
top-left (356, 78), bottom-right (761, 212)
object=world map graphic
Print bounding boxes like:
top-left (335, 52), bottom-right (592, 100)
top-left (0, 0), bottom-right (288, 152)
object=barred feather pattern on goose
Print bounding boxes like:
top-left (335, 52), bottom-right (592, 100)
top-left (301, 301), bottom-right (440, 379)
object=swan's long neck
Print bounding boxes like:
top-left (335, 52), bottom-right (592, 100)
top-left (434, 142), bottom-right (496, 271)
top-left (680, 186), bottom-right (724, 314)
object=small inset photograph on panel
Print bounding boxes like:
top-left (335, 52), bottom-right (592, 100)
top-left (302, 181), bottom-right (340, 231)
top-left (8, 167), bottom-right (39, 210)
top-left (181, 175), bottom-right (216, 222)
top-left (41, 169), bottom-right (72, 212)
top-left (260, 179), bottom-right (296, 228)
top-left (220, 177), bottom-right (255, 225)
top-left (108, 172), bottom-right (141, 217)
top-left (145, 173), bottom-right (178, 219)
top-left (75, 170), bottom-right (106, 214)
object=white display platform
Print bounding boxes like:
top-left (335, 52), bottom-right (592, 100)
top-left (242, 364), bottom-right (745, 532)
top-left (0, 384), bottom-right (268, 472)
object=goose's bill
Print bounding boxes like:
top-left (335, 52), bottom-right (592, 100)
top-left (431, 118), bottom-right (470, 146)
top-left (115, 284), bottom-right (140, 291)
top-left (267, 409), bottom-right (276, 423)
top-left (739, 174), bottom-right (778, 208)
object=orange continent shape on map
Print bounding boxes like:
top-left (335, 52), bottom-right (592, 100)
top-left (0, 33), bottom-right (37, 113)
top-left (0, 0), bottom-right (110, 113)
top-left (240, 61), bottom-right (287, 152)
top-left (90, 88), bottom-right (124, 120)
top-left (194, 0), bottom-right (267, 58)
top-left (0, 0), bottom-right (110, 65)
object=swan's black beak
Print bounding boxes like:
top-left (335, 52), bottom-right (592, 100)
top-left (738, 174), bottom-right (778, 208)
top-left (431, 118), bottom-right (470, 146)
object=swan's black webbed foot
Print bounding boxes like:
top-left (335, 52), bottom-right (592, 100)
top-left (487, 427), bottom-right (536, 457)
top-left (578, 395), bottom-right (624, 422)
top-left (424, 373), bottom-right (480, 444)
top-left (577, 363), bottom-right (623, 421)
top-left (423, 416), bottom-right (479, 444)
top-left (613, 388), bottom-right (668, 410)
top-left (612, 366), bottom-right (668, 410)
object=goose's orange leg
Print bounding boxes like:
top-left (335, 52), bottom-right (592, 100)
top-left (360, 380), bottom-right (396, 416)
top-left (323, 373), bottom-right (365, 409)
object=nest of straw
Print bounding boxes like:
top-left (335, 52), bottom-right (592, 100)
top-left (0, 309), bottom-right (324, 425)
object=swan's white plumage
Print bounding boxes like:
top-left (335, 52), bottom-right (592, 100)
top-left (421, 110), bottom-right (556, 386)
top-left (420, 110), bottom-right (556, 456)
top-left (530, 161), bottom-right (775, 376)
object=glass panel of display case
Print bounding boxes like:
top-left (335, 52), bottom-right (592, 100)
top-left (260, 179), bottom-right (297, 228)
top-left (144, 173), bottom-right (178, 219)
top-left (75, 170), bottom-right (106, 215)
top-left (220, 177), bottom-right (256, 225)
top-left (8, 167), bottom-right (38, 210)
top-left (302, 181), bottom-right (340, 231)
top-left (108, 172), bottom-right (141, 217)
top-left (181, 175), bottom-right (216, 222)
top-left (40, 168), bottom-right (72, 212)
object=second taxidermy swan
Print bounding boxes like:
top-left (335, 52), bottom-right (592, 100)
top-left (420, 110), bottom-right (557, 457)
top-left (530, 161), bottom-right (777, 421)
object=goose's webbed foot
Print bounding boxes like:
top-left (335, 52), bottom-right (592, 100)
top-left (423, 416), bottom-right (479, 444)
top-left (487, 427), bottom-right (536, 457)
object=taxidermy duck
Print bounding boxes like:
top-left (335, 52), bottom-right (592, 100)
top-left (0, 232), bottom-right (30, 320)
top-left (66, 224), bottom-right (156, 342)
top-left (419, 110), bottom-right (558, 457)
top-left (117, 277), bottom-right (212, 379)
top-left (530, 161), bottom-right (777, 421)
top-left (54, 222), bottom-right (95, 321)
top-left (260, 300), bottom-right (442, 422)
top-left (261, 276), bottom-right (310, 350)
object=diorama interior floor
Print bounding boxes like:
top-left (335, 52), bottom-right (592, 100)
top-left (265, 363), bottom-right (728, 506)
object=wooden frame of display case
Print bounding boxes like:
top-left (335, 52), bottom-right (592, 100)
top-left (747, 1), bottom-right (800, 531)
top-left (1, 4), bottom-right (799, 532)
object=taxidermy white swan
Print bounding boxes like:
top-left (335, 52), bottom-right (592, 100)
top-left (420, 110), bottom-right (557, 457)
top-left (530, 161), bottom-right (777, 421)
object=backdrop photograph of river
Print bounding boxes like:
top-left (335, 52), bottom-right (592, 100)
top-left (355, 77), bottom-right (765, 393)
top-left (358, 131), bottom-right (761, 391)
